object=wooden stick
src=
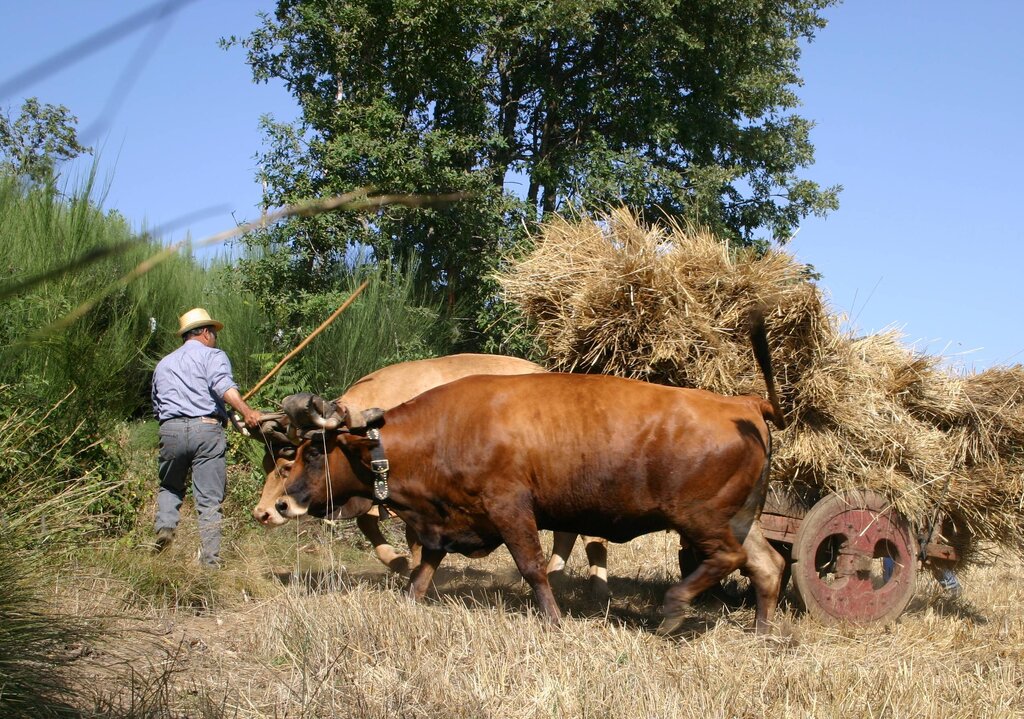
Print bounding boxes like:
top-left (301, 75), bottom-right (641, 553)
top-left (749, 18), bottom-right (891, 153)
top-left (242, 279), bottom-right (370, 402)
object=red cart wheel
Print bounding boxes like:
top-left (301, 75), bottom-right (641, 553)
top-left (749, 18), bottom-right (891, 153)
top-left (792, 490), bottom-right (918, 624)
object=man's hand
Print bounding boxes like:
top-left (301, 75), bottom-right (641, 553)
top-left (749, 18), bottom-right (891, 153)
top-left (240, 406), bottom-right (262, 429)
top-left (224, 387), bottom-right (263, 430)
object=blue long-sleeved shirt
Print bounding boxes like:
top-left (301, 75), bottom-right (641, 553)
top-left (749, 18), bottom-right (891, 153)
top-left (151, 339), bottom-right (238, 421)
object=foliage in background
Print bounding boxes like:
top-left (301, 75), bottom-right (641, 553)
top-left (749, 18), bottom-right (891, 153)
top-left (0, 175), bottom-right (176, 531)
top-left (226, 249), bottom-right (456, 404)
top-left (0, 97), bottom-right (91, 186)
top-left (225, 0), bottom-right (840, 341)
top-left (0, 172), bottom-right (277, 533)
top-left (1, 165), bottom-right (459, 530)
top-left (0, 173), bottom-right (208, 426)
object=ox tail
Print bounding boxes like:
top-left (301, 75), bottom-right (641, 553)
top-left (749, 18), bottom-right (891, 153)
top-left (748, 306), bottom-right (787, 429)
top-left (729, 431), bottom-right (773, 543)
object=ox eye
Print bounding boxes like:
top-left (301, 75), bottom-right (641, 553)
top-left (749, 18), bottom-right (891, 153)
top-left (303, 443), bottom-right (323, 460)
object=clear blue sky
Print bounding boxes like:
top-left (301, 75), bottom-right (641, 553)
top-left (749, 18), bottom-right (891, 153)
top-left (2, 1), bottom-right (1021, 371)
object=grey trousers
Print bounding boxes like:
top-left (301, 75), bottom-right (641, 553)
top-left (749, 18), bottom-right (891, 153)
top-left (156, 417), bottom-right (227, 565)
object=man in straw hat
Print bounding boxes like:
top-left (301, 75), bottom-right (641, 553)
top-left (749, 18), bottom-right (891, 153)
top-left (150, 308), bottom-right (262, 567)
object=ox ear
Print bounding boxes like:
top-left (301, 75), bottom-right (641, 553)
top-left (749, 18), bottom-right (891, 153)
top-left (361, 407), bottom-right (385, 426)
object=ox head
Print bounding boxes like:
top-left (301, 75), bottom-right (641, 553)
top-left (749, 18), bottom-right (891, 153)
top-left (278, 392), bottom-right (380, 433)
top-left (241, 412), bottom-right (299, 526)
top-left (272, 392), bottom-right (383, 522)
top-left (246, 399), bottom-right (379, 526)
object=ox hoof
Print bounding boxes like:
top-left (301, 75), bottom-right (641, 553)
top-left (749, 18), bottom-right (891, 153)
top-left (587, 576), bottom-right (610, 603)
top-left (547, 568), bottom-right (569, 590)
top-left (656, 611), bottom-right (690, 637)
top-left (386, 556), bottom-right (412, 577)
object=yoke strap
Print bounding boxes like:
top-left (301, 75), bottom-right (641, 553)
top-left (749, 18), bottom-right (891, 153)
top-left (365, 427), bottom-right (391, 519)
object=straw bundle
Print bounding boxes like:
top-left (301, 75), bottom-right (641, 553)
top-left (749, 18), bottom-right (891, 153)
top-left (498, 208), bottom-right (1024, 559)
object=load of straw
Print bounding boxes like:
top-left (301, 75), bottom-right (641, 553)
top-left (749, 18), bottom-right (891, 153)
top-left (497, 208), bottom-right (1024, 560)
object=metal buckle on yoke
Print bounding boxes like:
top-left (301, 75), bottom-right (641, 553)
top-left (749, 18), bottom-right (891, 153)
top-left (370, 458), bottom-right (390, 501)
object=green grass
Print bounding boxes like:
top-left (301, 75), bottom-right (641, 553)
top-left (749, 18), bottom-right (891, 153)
top-left (224, 258), bottom-right (455, 406)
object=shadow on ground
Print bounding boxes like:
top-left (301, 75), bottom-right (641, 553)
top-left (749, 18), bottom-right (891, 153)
top-left (270, 560), bottom-right (761, 638)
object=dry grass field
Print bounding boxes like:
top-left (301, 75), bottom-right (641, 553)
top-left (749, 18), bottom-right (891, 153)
top-left (57, 510), bottom-right (1024, 719)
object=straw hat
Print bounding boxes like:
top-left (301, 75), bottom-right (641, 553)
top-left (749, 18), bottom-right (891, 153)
top-left (177, 308), bottom-right (224, 336)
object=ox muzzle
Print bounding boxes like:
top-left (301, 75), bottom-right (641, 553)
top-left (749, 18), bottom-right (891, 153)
top-left (274, 494), bottom-right (309, 520)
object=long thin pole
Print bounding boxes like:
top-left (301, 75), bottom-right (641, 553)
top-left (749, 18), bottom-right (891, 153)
top-left (243, 279), bottom-right (370, 402)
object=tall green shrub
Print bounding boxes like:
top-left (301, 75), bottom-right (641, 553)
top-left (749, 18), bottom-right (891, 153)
top-left (223, 250), bottom-right (455, 405)
top-left (0, 174), bottom-right (212, 424)
top-left (0, 173), bottom-right (261, 528)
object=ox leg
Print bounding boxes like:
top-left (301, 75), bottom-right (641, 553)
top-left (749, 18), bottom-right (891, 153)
top-left (494, 510), bottom-right (562, 625)
top-left (738, 522), bottom-right (784, 634)
top-left (677, 524), bottom-right (784, 633)
top-left (356, 513), bottom-right (411, 576)
top-left (659, 528), bottom-right (746, 636)
top-left (405, 522), bottom-right (423, 572)
top-left (545, 532), bottom-right (577, 578)
top-left (508, 539), bottom-right (563, 625)
top-left (407, 547), bottom-right (446, 602)
top-left (545, 533), bottom-right (609, 601)
top-left (582, 536), bottom-right (610, 601)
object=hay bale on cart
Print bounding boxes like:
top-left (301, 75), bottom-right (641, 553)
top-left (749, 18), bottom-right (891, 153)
top-left (497, 208), bottom-right (1024, 623)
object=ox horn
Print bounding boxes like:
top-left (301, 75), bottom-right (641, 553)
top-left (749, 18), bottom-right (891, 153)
top-left (280, 392), bottom-right (344, 432)
top-left (307, 394), bottom-right (343, 430)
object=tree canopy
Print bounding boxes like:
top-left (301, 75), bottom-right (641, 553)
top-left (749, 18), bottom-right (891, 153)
top-left (228, 0), bottom-right (840, 336)
top-left (0, 98), bottom-right (91, 185)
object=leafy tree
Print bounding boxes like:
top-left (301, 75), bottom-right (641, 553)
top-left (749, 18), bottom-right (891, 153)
top-left (0, 97), bottom-right (91, 184)
top-left (227, 0), bottom-right (840, 337)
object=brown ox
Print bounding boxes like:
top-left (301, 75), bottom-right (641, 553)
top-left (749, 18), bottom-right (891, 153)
top-left (275, 316), bottom-right (787, 633)
top-left (249, 353), bottom-right (608, 582)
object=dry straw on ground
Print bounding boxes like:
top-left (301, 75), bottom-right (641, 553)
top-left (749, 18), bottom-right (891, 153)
top-left (498, 208), bottom-right (1024, 560)
top-left (66, 532), bottom-right (1024, 718)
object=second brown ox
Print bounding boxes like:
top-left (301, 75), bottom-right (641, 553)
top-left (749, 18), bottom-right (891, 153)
top-left (276, 316), bottom-right (786, 633)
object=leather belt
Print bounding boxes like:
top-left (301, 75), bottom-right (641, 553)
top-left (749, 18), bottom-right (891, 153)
top-left (160, 415), bottom-right (225, 425)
